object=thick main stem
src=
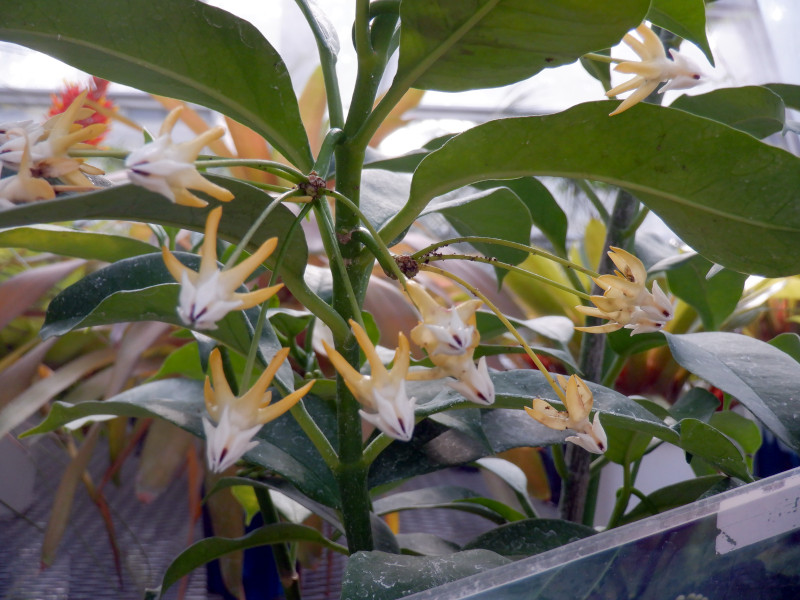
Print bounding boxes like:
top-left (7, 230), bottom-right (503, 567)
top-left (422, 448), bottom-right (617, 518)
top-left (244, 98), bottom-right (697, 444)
top-left (560, 189), bottom-right (639, 523)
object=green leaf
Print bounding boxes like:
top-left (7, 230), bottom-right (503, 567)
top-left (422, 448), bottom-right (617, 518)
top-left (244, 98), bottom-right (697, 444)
top-left (678, 418), bottom-right (752, 481)
top-left (661, 253), bottom-right (747, 330)
top-left (462, 518), bottom-right (595, 559)
top-left (618, 474), bottom-right (728, 524)
top-left (0, 178), bottom-right (309, 278)
top-left (0, 225), bottom-right (156, 262)
top-left (160, 523), bottom-right (346, 594)
top-left (0, 0), bottom-right (312, 170)
top-left (647, 0), bottom-right (714, 65)
top-left (670, 387), bottom-right (720, 423)
top-left (665, 332), bottom-right (800, 451)
top-left (670, 86), bottom-right (785, 138)
top-left (24, 381), bottom-right (341, 508)
top-left (340, 550), bottom-right (510, 600)
top-left (765, 83), bottom-right (800, 111)
top-left (424, 187), bottom-right (532, 282)
top-left (606, 329), bottom-right (668, 358)
top-left (403, 102), bottom-right (800, 276)
top-left (476, 178), bottom-right (568, 255)
top-left (769, 332), bottom-right (800, 364)
top-left (149, 341), bottom-right (205, 381)
top-left (395, 0), bottom-right (649, 92)
top-left (709, 411), bottom-right (762, 469)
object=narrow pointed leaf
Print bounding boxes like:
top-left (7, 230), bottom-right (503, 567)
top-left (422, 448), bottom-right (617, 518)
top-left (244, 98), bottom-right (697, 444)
top-left (0, 0), bottom-right (312, 169)
top-left (395, 0), bottom-right (649, 92)
top-left (618, 474), bottom-right (730, 525)
top-left (0, 225), bottom-right (156, 262)
top-left (678, 418), bottom-right (752, 481)
top-left (404, 102), bottom-right (800, 276)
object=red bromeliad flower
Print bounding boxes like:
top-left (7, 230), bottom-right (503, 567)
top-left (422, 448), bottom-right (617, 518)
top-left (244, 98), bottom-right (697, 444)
top-left (48, 77), bottom-right (113, 145)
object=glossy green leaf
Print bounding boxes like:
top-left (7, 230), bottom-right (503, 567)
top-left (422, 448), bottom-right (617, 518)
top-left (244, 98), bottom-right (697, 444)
top-left (160, 523), bottom-right (346, 594)
top-left (23, 380), bottom-right (341, 508)
top-left (340, 550), bottom-right (510, 600)
top-left (678, 418), bottom-right (752, 481)
top-left (606, 328), bottom-right (668, 358)
top-left (0, 1), bottom-right (312, 170)
top-left (769, 332), bottom-right (800, 364)
top-left (671, 86), bottom-right (785, 138)
top-left (0, 178), bottom-right (309, 278)
top-left (462, 518), bottom-right (595, 559)
top-left (670, 387), bottom-right (720, 423)
top-left (403, 102), bottom-right (800, 276)
top-left (765, 83), bottom-right (800, 111)
top-left (475, 178), bottom-right (568, 255)
top-left (0, 225), bottom-right (156, 262)
top-left (661, 253), bottom-right (747, 330)
top-left (395, 0), bottom-right (649, 92)
top-left (648, 0), bottom-right (714, 64)
top-left (665, 332), bottom-right (800, 451)
top-left (709, 411), bottom-right (762, 469)
top-left (618, 474), bottom-right (727, 524)
top-left (149, 341), bottom-right (205, 382)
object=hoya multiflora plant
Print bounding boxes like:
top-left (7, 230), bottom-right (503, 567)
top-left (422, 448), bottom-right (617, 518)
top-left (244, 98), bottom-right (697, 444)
top-left (1, 1), bottom-right (800, 598)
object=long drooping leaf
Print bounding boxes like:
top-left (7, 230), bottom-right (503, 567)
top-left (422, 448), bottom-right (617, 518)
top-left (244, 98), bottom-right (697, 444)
top-left (24, 380), bottom-right (341, 508)
top-left (395, 0), bottom-right (649, 92)
top-left (0, 177), bottom-right (309, 277)
top-left (402, 102), bottom-right (800, 276)
top-left (0, 225), bottom-right (157, 262)
top-left (665, 332), bottom-right (800, 451)
top-left (0, 0), bottom-right (312, 169)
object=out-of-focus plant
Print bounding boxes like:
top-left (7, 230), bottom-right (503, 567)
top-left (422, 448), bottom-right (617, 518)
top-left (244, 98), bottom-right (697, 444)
top-left (1, 2), bottom-right (799, 599)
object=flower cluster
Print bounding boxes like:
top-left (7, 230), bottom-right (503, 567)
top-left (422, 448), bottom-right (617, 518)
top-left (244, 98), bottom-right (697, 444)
top-left (406, 281), bottom-right (494, 406)
top-left (606, 23), bottom-right (703, 116)
top-left (525, 374), bottom-right (607, 454)
top-left (161, 205), bottom-right (283, 330)
top-left (125, 106), bottom-right (233, 207)
top-left (203, 347), bottom-right (315, 472)
top-left (48, 77), bottom-right (113, 146)
top-left (576, 247), bottom-right (674, 335)
top-left (323, 281), bottom-right (495, 442)
top-left (0, 90), bottom-right (106, 207)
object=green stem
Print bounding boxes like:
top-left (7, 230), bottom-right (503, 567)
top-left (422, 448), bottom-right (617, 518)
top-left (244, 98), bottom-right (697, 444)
top-left (313, 197), bottom-right (365, 330)
top-left (423, 254), bottom-right (591, 300)
top-left (254, 487), bottom-right (301, 600)
top-left (242, 302), bottom-right (271, 391)
top-left (313, 128), bottom-right (344, 178)
top-left (600, 354), bottom-right (627, 388)
top-left (606, 459), bottom-right (634, 529)
top-left (224, 188), bottom-right (303, 269)
top-left (551, 443), bottom-right (569, 482)
top-left (352, 0), bottom-right (497, 149)
top-left (194, 159), bottom-right (305, 183)
top-left (421, 264), bottom-right (567, 405)
top-left (412, 236), bottom-right (599, 278)
top-left (293, 0), bottom-right (345, 129)
top-left (621, 206), bottom-right (651, 237)
top-left (353, 229), bottom-right (406, 282)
